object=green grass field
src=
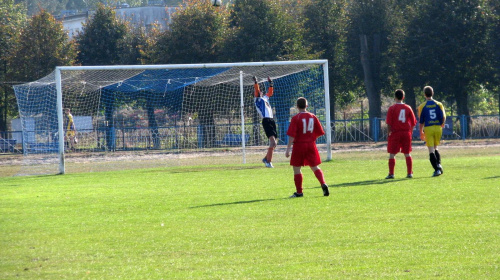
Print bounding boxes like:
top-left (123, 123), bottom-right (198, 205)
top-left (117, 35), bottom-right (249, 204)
top-left (1, 145), bottom-right (499, 279)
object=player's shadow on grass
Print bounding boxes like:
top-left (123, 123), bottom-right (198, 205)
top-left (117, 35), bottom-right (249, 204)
top-left (190, 198), bottom-right (284, 209)
top-left (484, 175), bottom-right (500, 180)
top-left (327, 178), bottom-right (421, 188)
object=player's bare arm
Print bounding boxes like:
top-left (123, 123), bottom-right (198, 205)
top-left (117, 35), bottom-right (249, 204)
top-left (441, 103), bottom-right (446, 127)
top-left (419, 123), bottom-right (425, 141)
top-left (285, 136), bottom-right (295, 158)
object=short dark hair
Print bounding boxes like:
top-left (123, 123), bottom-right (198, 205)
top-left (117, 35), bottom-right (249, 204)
top-left (297, 97), bottom-right (307, 109)
top-left (395, 89), bottom-right (405, 101)
top-left (424, 86), bottom-right (434, 98)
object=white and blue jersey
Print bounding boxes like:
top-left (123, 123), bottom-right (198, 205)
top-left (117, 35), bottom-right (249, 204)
top-left (254, 95), bottom-right (274, 119)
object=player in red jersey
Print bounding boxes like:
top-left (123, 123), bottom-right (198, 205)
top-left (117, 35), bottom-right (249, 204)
top-left (285, 97), bottom-right (329, 198)
top-left (385, 89), bottom-right (417, 179)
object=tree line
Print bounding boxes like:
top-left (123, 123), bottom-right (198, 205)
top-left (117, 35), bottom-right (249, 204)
top-left (14, 0), bottom-right (184, 16)
top-left (0, 0), bottom-right (498, 133)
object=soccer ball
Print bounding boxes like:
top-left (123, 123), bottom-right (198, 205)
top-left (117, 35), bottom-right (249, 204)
top-left (212, 0), bottom-right (222, 7)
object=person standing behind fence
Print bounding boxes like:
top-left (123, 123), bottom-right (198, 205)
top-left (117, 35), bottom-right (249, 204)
top-left (253, 76), bottom-right (277, 168)
top-left (385, 89), bottom-right (417, 179)
top-left (64, 108), bottom-right (77, 151)
top-left (418, 86), bottom-right (446, 177)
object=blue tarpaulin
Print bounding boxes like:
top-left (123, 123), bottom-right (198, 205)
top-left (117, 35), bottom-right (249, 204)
top-left (102, 68), bottom-right (231, 93)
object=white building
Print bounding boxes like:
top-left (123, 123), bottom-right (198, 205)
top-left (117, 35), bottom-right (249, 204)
top-left (60, 11), bottom-right (91, 39)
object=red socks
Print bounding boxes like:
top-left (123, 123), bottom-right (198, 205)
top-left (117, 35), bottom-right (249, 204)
top-left (313, 169), bottom-right (326, 185)
top-left (388, 158), bottom-right (395, 175)
top-left (406, 156), bottom-right (413, 175)
top-left (388, 157), bottom-right (413, 175)
top-left (294, 170), bottom-right (326, 195)
top-left (294, 174), bottom-right (303, 194)
top-left (294, 170), bottom-right (325, 195)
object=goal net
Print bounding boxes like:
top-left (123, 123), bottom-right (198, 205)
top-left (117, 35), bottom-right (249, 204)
top-left (13, 60), bottom-right (331, 175)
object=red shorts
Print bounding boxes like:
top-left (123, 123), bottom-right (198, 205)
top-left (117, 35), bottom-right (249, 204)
top-left (290, 142), bottom-right (322, 167)
top-left (387, 131), bottom-right (412, 154)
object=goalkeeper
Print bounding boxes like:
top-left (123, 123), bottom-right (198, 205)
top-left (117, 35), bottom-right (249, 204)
top-left (253, 76), bottom-right (277, 168)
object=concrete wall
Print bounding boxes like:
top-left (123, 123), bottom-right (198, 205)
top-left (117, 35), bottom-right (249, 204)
top-left (60, 12), bottom-right (90, 39)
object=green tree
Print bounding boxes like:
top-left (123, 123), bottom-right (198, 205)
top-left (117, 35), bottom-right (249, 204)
top-left (345, 0), bottom-right (397, 135)
top-left (302, 0), bottom-right (355, 123)
top-left (9, 10), bottom-right (76, 83)
top-left (66, 0), bottom-right (87, 10)
top-left (118, 25), bottom-right (147, 65)
top-left (0, 0), bottom-right (27, 131)
top-left (403, 0), bottom-right (492, 121)
top-left (225, 0), bottom-right (310, 62)
top-left (76, 4), bottom-right (127, 65)
top-left (16, 0), bottom-right (68, 15)
top-left (152, 0), bottom-right (230, 64)
top-left (393, 0), bottom-right (423, 111)
top-left (488, 0), bottom-right (500, 114)
top-left (139, 23), bottom-right (162, 64)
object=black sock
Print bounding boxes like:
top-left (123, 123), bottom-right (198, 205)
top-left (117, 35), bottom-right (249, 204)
top-left (429, 153), bottom-right (438, 170)
top-left (434, 150), bottom-right (441, 165)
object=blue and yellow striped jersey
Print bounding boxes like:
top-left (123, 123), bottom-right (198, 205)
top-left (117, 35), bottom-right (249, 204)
top-left (418, 100), bottom-right (445, 127)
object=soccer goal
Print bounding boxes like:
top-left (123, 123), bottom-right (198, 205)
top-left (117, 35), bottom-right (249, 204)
top-left (13, 60), bottom-right (331, 175)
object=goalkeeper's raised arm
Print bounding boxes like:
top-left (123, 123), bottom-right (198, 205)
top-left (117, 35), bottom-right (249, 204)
top-left (253, 76), bottom-right (274, 98)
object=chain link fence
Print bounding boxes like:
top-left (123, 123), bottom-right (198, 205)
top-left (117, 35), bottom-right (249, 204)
top-left (2, 115), bottom-right (499, 154)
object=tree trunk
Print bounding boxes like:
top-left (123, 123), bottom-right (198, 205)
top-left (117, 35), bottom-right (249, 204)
top-left (405, 86), bottom-right (417, 114)
top-left (0, 86), bottom-right (6, 132)
top-left (359, 34), bottom-right (382, 138)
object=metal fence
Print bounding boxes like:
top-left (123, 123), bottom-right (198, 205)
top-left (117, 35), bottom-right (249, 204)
top-left (1, 115), bottom-right (499, 154)
top-left (373, 115), bottom-right (500, 142)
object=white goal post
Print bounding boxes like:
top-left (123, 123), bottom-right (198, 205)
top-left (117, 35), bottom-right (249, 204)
top-left (14, 60), bottom-right (331, 175)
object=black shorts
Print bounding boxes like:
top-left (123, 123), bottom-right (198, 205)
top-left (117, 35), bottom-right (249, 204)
top-left (262, 118), bottom-right (278, 139)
